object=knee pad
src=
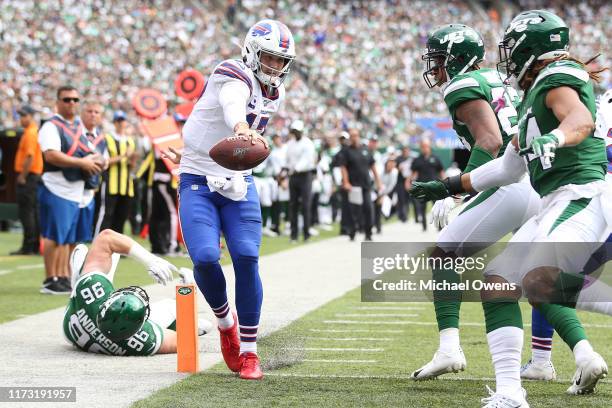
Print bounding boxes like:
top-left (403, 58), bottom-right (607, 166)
top-left (192, 245), bottom-right (221, 267)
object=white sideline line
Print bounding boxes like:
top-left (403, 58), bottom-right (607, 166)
top-left (323, 320), bottom-right (612, 329)
top-left (304, 347), bottom-right (384, 352)
top-left (309, 329), bottom-right (404, 333)
top-left (305, 337), bottom-right (392, 341)
top-left (353, 306), bottom-right (425, 310)
top-left (302, 359), bottom-right (377, 364)
top-left (336, 313), bottom-right (418, 318)
top-left (265, 372), bottom-right (611, 384)
top-left (0, 263), bottom-right (43, 276)
top-left (17, 263), bottom-right (43, 270)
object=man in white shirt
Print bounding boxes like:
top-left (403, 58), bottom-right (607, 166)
top-left (285, 120), bottom-right (316, 242)
top-left (38, 86), bottom-right (104, 294)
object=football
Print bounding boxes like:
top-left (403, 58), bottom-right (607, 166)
top-left (209, 135), bottom-right (270, 171)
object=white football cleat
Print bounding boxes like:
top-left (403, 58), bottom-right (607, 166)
top-left (566, 352), bottom-right (608, 395)
top-left (410, 348), bottom-right (466, 380)
top-left (69, 244), bottom-right (89, 289)
top-left (520, 359), bottom-right (557, 381)
top-left (481, 386), bottom-right (529, 408)
top-left (198, 318), bottom-right (214, 336)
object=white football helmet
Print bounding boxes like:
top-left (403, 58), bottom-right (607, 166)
top-left (242, 19), bottom-right (296, 88)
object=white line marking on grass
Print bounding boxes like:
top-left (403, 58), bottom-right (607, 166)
top-left (309, 329), bottom-right (404, 334)
top-left (17, 263), bottom-right (43, 270)
top-left (324, 320), bottom-right (612, 329)
top-left (353, 306), bottom-right (425, 310)
top-left (336, 313), bottom-right (418, 318)
top-left (0, 270), bottom-right (12, 276)
top-left (265, 372), bottom-right (611, 384)
top-left (304, 347), bottom-right (383, 352)
top-left (305, 337), bottom-right (392, 341)
top-left (302, 359), bottom-right (377, 364)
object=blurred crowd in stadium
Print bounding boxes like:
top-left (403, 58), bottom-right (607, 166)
top-left (1, 0), bottom-right (609, 141)
top-left (0, 0), bottom-right (609, 294)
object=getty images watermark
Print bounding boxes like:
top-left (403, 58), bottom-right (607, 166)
top-left (361, 242), bottom-right (612, 303)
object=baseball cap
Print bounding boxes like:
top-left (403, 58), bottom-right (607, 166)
top-left (17, 105), bottom-right (37, 116)
top-left (290, 119), bottom-right (305, 132)
top-left (113, 110), bottom-right (127, 122)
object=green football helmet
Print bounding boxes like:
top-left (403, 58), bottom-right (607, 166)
top-left (498, 10), bottom-right (569, 84)
top-left (96, 286), bottom-right (150, 341)
top-left (422, 24), bottom-right (485, 88)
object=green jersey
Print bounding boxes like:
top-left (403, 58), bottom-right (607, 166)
top-left (63, 273), bottom-right (163, 356)
top-left (517, 60), bottom-right (606, 196)
top-left (444, 68), bottom-right (520, 156)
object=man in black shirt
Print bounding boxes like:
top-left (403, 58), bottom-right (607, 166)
top-left (338, 129), bottom-right (381, 241)
top-left (411, 139), bottom-right (444, 231)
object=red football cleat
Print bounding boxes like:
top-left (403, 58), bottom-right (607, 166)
top-left (239, 352), bottom-right (264, 380)
top-left (218, 312), bottom-right (241, 372)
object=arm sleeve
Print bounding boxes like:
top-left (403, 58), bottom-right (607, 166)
top-left (38, 122), bottom-right (61, 152)
top-left (470, 143), bottom-right (527, 192)
top-left (218, 81), bottom-right (251, 131)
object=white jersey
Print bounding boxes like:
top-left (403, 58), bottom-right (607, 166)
top-left (180, 59), bottom-right (285, 178)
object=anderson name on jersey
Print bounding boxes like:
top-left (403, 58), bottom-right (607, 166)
top-left (180, 59), bottom-right (285, 178)
top-left (63, 273), bottom-right (163, 356)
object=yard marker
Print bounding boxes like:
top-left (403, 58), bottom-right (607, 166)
top-left (304, 347), bottom-right (383, 352)
top-left (309, 329), bottom-right (404, 333)
top-left (176, 284), bottom-right (199, 373)
top-left (335, 313), bottom-right (418, 318)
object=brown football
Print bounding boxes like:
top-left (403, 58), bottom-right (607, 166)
top-left (209, 135), bottom-right (270, 171)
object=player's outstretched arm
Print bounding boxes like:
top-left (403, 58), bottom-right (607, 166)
top-left (546, 86), bottom-right (595, 146)
top-left (410, 138), bottom-right (526, 201)
top-left (81, 229), bottom-right (177, 285)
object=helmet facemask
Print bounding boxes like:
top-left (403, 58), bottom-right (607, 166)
top-left (422, 50), bottom-right (450, 89)
top-left (253, 47), bottom-right (295, 88)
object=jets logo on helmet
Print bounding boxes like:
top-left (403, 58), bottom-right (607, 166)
top-left (422, 24), bottom-right (485, 89)
top-left (242, 19), bottom-right (296, 88)
top-left (498, 10), bottom-right (569, 86)
top-left (505, 16), bottom-right (544, 34)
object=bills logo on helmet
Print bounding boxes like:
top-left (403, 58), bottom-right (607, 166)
top-left (276, 22), bottom-right (292, 50)
top-left (251, 22), bottom-right (272, 37)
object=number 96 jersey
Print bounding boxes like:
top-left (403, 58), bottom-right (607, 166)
top-left (63, 273), bottom-right (164, 356)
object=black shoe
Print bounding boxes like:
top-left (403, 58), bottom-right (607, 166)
top-left (10, 248), bottom-right (33, 255)
top-left (58, 277), bottom-right (72, 291)
top-left (40, 277), bottom-right (71, 295)
top-left (364, 235), bottom-right (373, 241)
top-left (349, 233), bottom-right (355, 241)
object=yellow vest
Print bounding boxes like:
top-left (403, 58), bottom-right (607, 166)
top-left (105, 134), bottom-right (135, 197)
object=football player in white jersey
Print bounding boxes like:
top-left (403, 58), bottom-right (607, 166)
top-left (178, 20), bottom-right (296, 380)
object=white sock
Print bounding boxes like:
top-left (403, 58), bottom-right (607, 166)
top-left (439, 328), bottom-right (460, 353)
top-left (240, 341), bottom-right (257, 355)
top-left (487, 327), bottom-right (523, 399)
top-left (573, 339), bottom-right (594, 365)
top-left (217, 313), bottom-right (234, 330)
top-left (531, 347), bottom-right (552, 364)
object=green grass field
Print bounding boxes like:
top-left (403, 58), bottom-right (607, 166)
top-left (134, 289), bottom-right (612, 407)
top-left (0, 225), bottom-right (338, 324)
top-left (2, 227), bottom-right (611, 407)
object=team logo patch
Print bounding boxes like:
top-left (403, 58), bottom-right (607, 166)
top-left (177, 287), bottom-right (193, 296)
top-left (251, 23), bottom-right (272, 37)
top-left (233, 147), bottom-right (249, 159)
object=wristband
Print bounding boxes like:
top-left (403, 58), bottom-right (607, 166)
top-left (128, 242), bottom-right (155, 267)
top-left (550, 128), bottom-right (566, 147)
top-left (443, 174), bottom-right (465, 195)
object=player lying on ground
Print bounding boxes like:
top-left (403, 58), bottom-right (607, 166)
top-left (63, 228), bottom-right (212, 356)
top-left (412, 10), bottom-right (609, 407)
